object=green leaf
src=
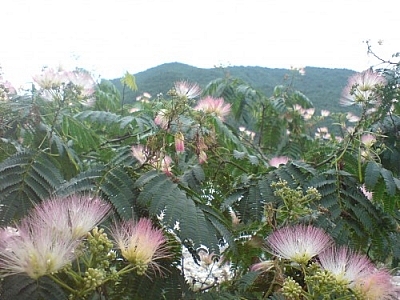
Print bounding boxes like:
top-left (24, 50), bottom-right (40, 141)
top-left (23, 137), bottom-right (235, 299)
top-left (365, 161), bottom-right (381, 189)
top-left (135, 171), bottom-right (220, 252)
top-left (0, 275), bottom-right (67, 300)
top-left (0, 151), bottom-right (63, 224)
top-left (380, 167), bottom-right (396, 196)
top-left (121, 72), bottom-right (138, 91)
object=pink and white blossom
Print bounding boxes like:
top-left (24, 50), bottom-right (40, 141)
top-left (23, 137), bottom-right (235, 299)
top-left (175, 132), bottom-right (185, 153)
top-left (154, 109), bottom-right (169, 129)
top-left (111, 218), bottom-right (169, 275)
top-left (29, 195), bottom-right (111, 240)
top-left (131, 144), bottom-right (147, 165)
top-left (268, 156), bottom-right (289, 168)
top-left (266, 224), bottom-right (333, 264)
top-left (318, 246), bottom-right (374, 286)
top-left (353, 269), bottom-right (400, 299)
top-left (346, 112), bottom-right (360, 123)
top-left (66, 70), bottom-right (95, 97)
top-left (131, 145), bottom-right (173, 175)
top-left (360, 184), bottom-right (373, 201)
top-left (174, 81), bottom-right (201, 99)
top-left (0, 218), bottom-right (78, 279)
top-left (32, 67), bottom-right (68, 89)
top-left (320, 110), bottom-right (330, 117)
top-left (250, 260), bottom-right (274, 272)
top-left (340, 69), bottom-right (387, 106)
top-left (360, 133), bottom-right (376, 148)
top-left (194, 96), bottom-right (231, 120)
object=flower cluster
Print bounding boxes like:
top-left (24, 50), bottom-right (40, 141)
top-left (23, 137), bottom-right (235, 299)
top-left (0, 195), bottom-right (171, 299)
top-left (131, 144), bottom-right (173, 175)
top-left (32, 66), bottom-right (95, 104)
top-left (0, 75), bottom-right (16, 101)
top-left (148, 81), bottom-right (232, 167)
top-left (340, 69), bottom-right (387, 107)
top-left (194, 96), bottom-right (231, 121)
top-left (0, 195), bottom-right (111, 279)
top-left (256, 224), bottom-right (400, 299)
top-left (111, 218), bottom-right (170, 275)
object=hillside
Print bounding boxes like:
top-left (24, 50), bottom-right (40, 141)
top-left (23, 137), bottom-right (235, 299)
top-left (111, 62), bottom-right (356, 114)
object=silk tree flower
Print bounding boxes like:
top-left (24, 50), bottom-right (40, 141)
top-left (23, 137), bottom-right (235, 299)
top-left (0, 226), bottom-right (19, 250)
top-left (250, 260), bottom-right (274, 272)
top-left (154, 109), bottom-right (169, 129)
top-left (0, 77), bottom-right (16, 101)
top-left (175, 132), bottom-right (185, 153)
top-left (131, 145), bottom-right (173, 175)
top-left (340, 69), bottom-right (387, 106)
top-left (268, 156), bottom-right (289, 168)
top-left (194, 96), bottom-right (231, 120)
top-left (111, 218), bottom-right (170, 275)
top-left (320, 109), bottom-right (330, 117)
top-left (318, 246), bottom-right (374, 286)
top-left (131, 144), bottom-right (147, 165)
top-left (29, 195), bottom-right (111, 240)
top-left (32, 67), bottom-right (68, 89)
top-left (156, 155), bottom-right (173, 176)
top-left (266, 224), bottom-right (333, 264)
top-left (353, 269), bottom-right (400, 299)
top-left (174, 81), bottom-right (201, 99)
top-left (66, 70), bottom-right (95, 98)
top-left (360, 184), bottom-right (373, 201)
top-left (302, 108), bottom-right (315, 120)
top-left (346, 112), bottom-right (360, 123)
top-left (0, 218), bottom-right (78, 279)
top-left (360, 133), bottom-right (376, 148)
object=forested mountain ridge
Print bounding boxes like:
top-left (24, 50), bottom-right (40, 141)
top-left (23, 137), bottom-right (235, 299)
top-left (111, 62), bottom-right (356, 113)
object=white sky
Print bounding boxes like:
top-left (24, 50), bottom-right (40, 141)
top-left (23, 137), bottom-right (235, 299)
top-left (1, 0), bottom-right (399, 87)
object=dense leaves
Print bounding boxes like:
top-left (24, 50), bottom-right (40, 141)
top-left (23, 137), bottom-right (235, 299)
top-left (0, 54), bottom-right (399, 299)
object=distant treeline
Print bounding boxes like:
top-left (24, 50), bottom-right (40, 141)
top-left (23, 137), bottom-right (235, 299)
top-left (111, 62), bottom-right (356, 114)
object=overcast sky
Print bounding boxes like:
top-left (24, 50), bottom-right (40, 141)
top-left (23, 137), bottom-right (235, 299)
top-left (1, 0), bottom-right (399, 87)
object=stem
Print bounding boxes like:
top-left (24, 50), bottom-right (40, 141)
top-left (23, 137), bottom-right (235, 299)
top-left (48, 274), bottom-right (76, 293)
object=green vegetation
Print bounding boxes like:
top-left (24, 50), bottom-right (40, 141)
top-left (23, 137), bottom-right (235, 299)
top-left (1, 47), bottom-right (399, 299)
top-left (111, 62), bottom-right (355, 114)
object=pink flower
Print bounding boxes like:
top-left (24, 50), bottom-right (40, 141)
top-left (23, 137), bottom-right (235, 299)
top-left (346, 112), bottom-right (360, 123)
top-left (266, 225), bottom-right (333, 264)
top-left (157, 155), bottom-right (173, 176)
top-left (250, 260), bottom-right (274, 272)
top-left (353, 269), bottom-right (400, 299)
top-left (303, 108), bottom-right (315, 120)
top-left (340, 69), bottom-right (387, 106)
top-left (318, 246), bottom-right (374, 286)
top-left (32, 67), bottom-right (68, 89)
top-left (174, 81), bottom-right (201, 99)
top-left (0, 227), bottom-right (19, 250)
top-left (320, 110), bottom-right (330, 117)
top-left (175, 132), bottom-right (185, 153)
top-left (268, 156), bottom-right (289, 168)
top-left (111, 218), bottom-right (170, 275)
top-left (360, 134), bottom-right (376, 148)
top-left (0, 218), bottom-right (78, 279)
top-left (0, 77), bottom-right (16, 101)
top-left (194, 96), bottom-right (231, 120)
top-left (66, 70), bottom-right (95, 97)
top-left (198, 150), bottom-right (208, 164)
top-left (131, 144), bottom-right (173, 175)
top-left (360, 184), bottom-right (373, 201)
top-left (131, 144), bottom-right (147, 165)
top-left (29, 195), bottom-right (111, 240)
top-left (154, 109), bottom-right (169, 129)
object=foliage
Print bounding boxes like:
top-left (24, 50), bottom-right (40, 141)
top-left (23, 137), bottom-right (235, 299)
top-left (0, 47), bottom-right (400, 299)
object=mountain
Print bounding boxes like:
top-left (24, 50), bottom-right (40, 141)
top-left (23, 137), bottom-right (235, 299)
top-left (111, 62), bottom-right (356, 114)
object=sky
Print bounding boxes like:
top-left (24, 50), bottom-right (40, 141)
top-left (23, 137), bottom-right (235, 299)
top-left (1, 0), bottom-right (399, 87)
